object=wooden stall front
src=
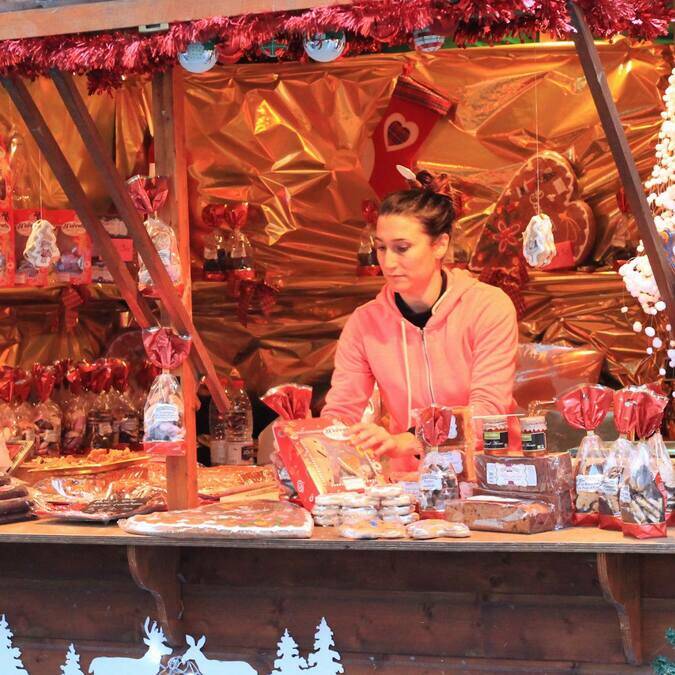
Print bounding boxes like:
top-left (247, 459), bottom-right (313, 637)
top-left (0, 522), bottom-right (673, 674)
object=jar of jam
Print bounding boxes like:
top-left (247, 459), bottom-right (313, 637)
top-left (482, 416), bottom-right (509, 455)
top-left (520, 416), bottom-right (547, 457)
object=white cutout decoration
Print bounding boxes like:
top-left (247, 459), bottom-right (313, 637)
top-left (523, 213), bottom-right (556, 268)
top-left (60, 644), bottom-right (84, 675)
top-left (0, 614), bottom-right (28, 675)
top-left (306, 618), bottom-right (344, 675)
top-left (181, 635), bottom-right (257, 674)
top-left (0, 614), bottom-right (346, 675)
top-left (89, 618), bottom-right (173, 675)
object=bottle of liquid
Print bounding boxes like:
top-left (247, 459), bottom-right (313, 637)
top-left (209, 370), bottom-right (254, 465)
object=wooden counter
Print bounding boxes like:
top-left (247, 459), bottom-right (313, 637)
top-left (0, 521), bottom-right (673, 673)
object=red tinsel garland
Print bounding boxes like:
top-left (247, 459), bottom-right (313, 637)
top-left (0, 0), bottom-right (672, 92)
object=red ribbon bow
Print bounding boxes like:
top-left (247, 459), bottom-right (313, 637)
top-left (142, 327), bottom-right (192, 370)
top-left (127, 175), bottom-right (169, 214)
top-left (261, 384), bottom-right (312, 420)
top-left (414, 405), bottom-right (456, 447)
top-left (556, 384), bottom-right (614, 431)
top-left (224, 203), bottom-right (249, 230)
top-left (32, 364), bottom-right (57, 403)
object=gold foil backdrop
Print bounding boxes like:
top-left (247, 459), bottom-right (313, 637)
top-left (0, 41), bottom-right (672, 392)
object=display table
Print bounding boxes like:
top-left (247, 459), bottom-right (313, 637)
top-left (0, 521), bottom-right (672, 674)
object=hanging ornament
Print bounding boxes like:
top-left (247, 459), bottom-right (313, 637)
top-left (370, 17), bottom-right (398, 44)
top-left (412, 27), bottom-right (445, 53)
top-left (523, 213), bottom-right (556, 268)
top-left (24, 218), bottom-right (59, 272)
top-left (303, 31), bottom-right (346, 63)
top-left (178, 42), bottom-right (217, 73)
top-left (260, 38), bottom-right (289, 59)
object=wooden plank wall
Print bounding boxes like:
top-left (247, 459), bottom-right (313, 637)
top-left (0, 543), bottom-right (672, 673)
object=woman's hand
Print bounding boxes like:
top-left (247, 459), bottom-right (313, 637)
top-left (349, 423), bottom-right (420, 459)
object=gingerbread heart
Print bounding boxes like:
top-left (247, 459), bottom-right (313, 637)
top-left (470, 150), bottom-right (595, 271)
top-left (384, 113), bottom-right (419, 152)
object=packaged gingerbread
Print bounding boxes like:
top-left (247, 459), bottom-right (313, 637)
top-left (45, 209), bottom-right (92, 285)
top-left (556, 383), bottom-right (613, 525)
top-left (60, 363), bottom-right (88, 454)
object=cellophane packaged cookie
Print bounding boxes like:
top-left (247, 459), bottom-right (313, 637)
top-left (273, 417), bottom-right (382, 510)
top-left (556, 384), bottom-right (613, 525)
top-left (0, 209), bottom-right (14, 287)
top-left (14, 210), bottom-right (59, 287)
top-left (46, 209), bottom-right (92, 285)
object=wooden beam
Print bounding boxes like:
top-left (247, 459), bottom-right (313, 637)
top-left (0, 0), bottom-right (351, 40)
top-left (596, 553), bottom-right (642, 665)
top-left (49, 69), bottom-right (230, 416)
top-left (0, 75), bottom-right (156, 330)
top-left (152, 68), bottom-right (198, 510)
top-left (568, 1), bottom-right (675, 329)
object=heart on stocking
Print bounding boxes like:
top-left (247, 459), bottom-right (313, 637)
top-left (470, 150), bottom-right (595, 272)
top-left (384, 113), bottom-right (419, 152)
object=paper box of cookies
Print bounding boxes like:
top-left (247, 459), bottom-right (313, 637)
top-left (273, 417), bottom-right (382, 510)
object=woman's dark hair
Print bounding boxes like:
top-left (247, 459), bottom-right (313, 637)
top-left (378, 171), bottom-right (459, 238)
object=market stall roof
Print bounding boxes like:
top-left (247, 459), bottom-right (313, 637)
top-left (0, 0), bottom-right (672, 89)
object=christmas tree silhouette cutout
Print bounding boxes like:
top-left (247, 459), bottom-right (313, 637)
top-left (306, 618), bottom-right (343, 674)
top-left (0, 614), bottom-right (29, 675)
top-left (270, 629), bottom-right (307, 675)
top-left (60, 644), bottom-right (84, 675)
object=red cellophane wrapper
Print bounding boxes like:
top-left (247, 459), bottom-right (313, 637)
top-left (127, 175), bottom-right (169, 214)
top-left (556, 384), bottom-right (613, 526)
top-left (556, 383), bottom-right (613, 431)
top-left (261, 384), bottom-right (312, 420)
top-left (142, 328), bottom-right (191, 456)
top-left (413, 404), bottom-right (456, 448)
top-left (31, 364), bottom-right (62, 456)
top-left (203, 204), bottom-right (227, 228)
top-left (224, 202), bottom-right (248, 230)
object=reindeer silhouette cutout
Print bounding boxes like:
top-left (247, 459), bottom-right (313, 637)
top-left (88, 618), bottom-right (173, 675)
top-left (181, 635), bottom-right (257, 675)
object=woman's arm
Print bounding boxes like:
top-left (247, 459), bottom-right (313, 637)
top-left (321, 312), bottom-right (376, 424)
top-left (469, 289), bottom-right (519, 416)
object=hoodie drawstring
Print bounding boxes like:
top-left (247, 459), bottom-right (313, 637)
top-left (401, 319), bottom-right (412, 429)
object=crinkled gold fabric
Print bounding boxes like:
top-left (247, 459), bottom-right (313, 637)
top-left (0, 41), bottom-right (671, 394)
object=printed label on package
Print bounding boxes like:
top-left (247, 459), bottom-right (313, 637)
top-left (576, 474), bottom-right (603, 493)
top-left (486, 462), bottom-right (538, 488)
top-left (153, 403), bottom-right (179, 423)
top-left (420, 473), bottom-right (443, 491)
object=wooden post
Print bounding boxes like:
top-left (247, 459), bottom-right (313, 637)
top-left (49, 70), bottom-right (230, 417)
top-left (0, 75), bottom-right (156, 329)
top-left (152, 68), bottom-right (198, 509)
top-left (568, 1), bottom-right (675, 329)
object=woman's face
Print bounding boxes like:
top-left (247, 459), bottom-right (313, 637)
top-left (375, 213), bottom-right (449, 297)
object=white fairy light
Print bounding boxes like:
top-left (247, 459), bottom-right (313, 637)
top-left (645, 326), bottom-right (656, 337)
top-left (632, 320), bottom-right (643, 332)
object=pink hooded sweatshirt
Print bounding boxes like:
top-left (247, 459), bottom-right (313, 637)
top-left (322, 267), bottom-right (518, 432)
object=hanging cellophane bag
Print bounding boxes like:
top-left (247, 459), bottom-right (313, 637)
top-left (127, 175), bottom-right (182, 297)
top-left (618, 386), bottom-right (668, 539)
top-left (12, 367), bottom-right (36, 443)
top-left (142, 327), bottom-right (191, 456)
top-left (224, 203), bottom-right (255, 296)
top-left (60, 363), bottom-right (88, 454)
top-left (556, 384), bottom-right (613, 525)
top-left (356, 200), bottom-right (381, 277)
top-left (110, 359), bottom-right (141, 449)
top-left (648, 431), bottom-right (675, 525)
top-left (31, 363), bottom-right (62, 456)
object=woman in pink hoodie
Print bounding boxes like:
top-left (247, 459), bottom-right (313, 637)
top-left (322, 173), bottom-right (519, 463)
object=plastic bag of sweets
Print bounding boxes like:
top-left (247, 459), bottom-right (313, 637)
top-left (11, 367), bottom-right (36, 442)
top-left (648, 431), bottom-right (675, 525)
top-left (223, 203), bottom-right (255, 294)
top-left (556, 384), bottom-right (613, 525)
top-left (0, 209), bottom-right (14, 288)
top-left (142, 327), bottom-right (191, 455)
top-left (597, 386), bottom-right (642, 531)
top-left (201, 204), bottom-right (228, 281)
top-left (619, 387), bottom-right (669, 539)
top-left (31, 364), bottom-right (62, 456)
top-left (82, 360), bottom-right (115, 450)
top-left (127, 175), bottom-right (182, 297)
top-left (414, 405), bottom-right (461, 517)
top-left (110, 359), bottom-right (141, 448)
top-left (60, 364), bottom-right (88, 454)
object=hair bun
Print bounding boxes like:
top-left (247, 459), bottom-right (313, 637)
top-left (415, 170), bottom-right (463, 219)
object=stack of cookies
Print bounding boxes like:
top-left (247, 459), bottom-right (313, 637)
top-left (0, 474), bottom-right (34, 525)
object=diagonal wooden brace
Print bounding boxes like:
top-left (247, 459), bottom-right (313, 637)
top-left (568, 1), bottom-right (675, 328)
top-left (49, 69), bottom-right (230, 414)
top-left (0, 75), bottom-right (156, 330)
